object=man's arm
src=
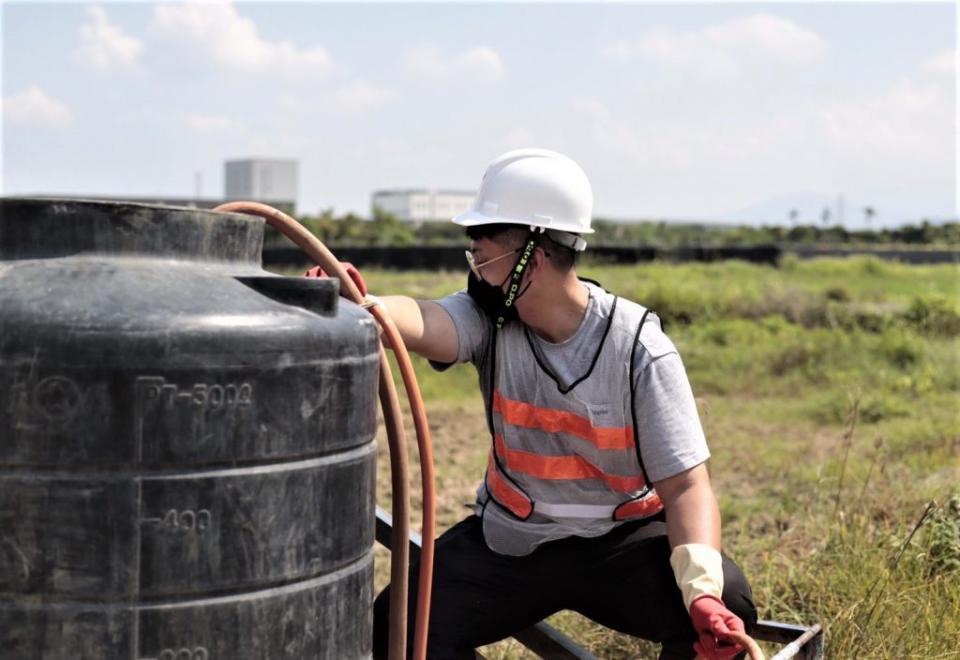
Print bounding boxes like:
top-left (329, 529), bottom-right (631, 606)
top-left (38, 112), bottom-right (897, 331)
top-left (653, 462), bottom-right (720, 550)
top-left (378, 296), bottom-right (459, 364)
top-left (303, 264), bottom-right (460, 364)
top-left (655, 464), bottom-right (746, 660)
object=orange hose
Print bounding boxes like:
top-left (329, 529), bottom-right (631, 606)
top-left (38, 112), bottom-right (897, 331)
top-left (370, 303), bottom-right (436, 660)
top-left (214, 202), bottom-right (436, 660)
top-left (695, 630), bottom-right (766, 660)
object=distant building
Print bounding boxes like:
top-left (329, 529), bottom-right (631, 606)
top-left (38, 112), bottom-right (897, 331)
top-left (18, 158), bottom-right (299, 215)
top-left (372, 189), bottom-right (475, 223)
top-left (225, 158), bottom-right (298, 212)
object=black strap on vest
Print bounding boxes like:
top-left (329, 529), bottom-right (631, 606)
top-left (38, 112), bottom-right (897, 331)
top-left (483, 327), bottom-right (535, 521)
top-left (627, 309), bottom-right (655, 488)
top-left (609, 308), bottom-right (659, 522)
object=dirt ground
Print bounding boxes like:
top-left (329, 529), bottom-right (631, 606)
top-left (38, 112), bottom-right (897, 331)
top-left (373, 401), bottom-right (489, 589)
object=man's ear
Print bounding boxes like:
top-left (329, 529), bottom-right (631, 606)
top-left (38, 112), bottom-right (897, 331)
top-left (524, 245), bottom-right (549, 283)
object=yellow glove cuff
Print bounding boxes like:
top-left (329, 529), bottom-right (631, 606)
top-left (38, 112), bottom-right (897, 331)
top-left (669, 543), bottom-right (724, 611)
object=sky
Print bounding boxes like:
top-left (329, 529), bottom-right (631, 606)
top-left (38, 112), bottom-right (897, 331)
top-left (2, 1), bottom-right (957, 227)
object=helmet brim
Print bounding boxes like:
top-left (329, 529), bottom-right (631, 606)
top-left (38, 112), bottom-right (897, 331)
top-left (451, 209), bottom-right (595, 234)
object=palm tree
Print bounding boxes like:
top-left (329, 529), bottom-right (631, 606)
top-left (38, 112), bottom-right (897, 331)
top-left (863, 206), bottom-right (876, 229)
top-left (820, 207), bottom-right (831, 227)
top-left (788, 208), bottom-right (799, 226)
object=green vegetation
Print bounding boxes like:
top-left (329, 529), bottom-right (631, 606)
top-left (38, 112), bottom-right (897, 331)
top-left (364, 257), bottom-right (959, 658)
top-left (270, 208), bottom-right (960, 248)
top-left (588, 218), bottom-right (960, 248)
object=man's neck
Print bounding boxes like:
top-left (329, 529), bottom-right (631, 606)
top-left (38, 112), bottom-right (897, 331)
top-left (518, 272), bottom-right (589, 343)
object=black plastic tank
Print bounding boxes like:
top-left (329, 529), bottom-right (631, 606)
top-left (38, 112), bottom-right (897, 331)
top-left (0, 199), bottom-right (379, 659)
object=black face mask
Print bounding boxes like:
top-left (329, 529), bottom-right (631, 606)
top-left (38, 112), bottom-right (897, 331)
top-left (468, 270), bottom-right (519, 328)
top-left (467, 236), bottom-right (538, 329)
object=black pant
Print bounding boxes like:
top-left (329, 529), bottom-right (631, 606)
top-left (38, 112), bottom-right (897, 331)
top-left (373, 514), bottom-right (757, 660)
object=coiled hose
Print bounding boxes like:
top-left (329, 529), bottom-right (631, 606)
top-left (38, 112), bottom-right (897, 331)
top-left (214, 202), bottom-right (435, 660)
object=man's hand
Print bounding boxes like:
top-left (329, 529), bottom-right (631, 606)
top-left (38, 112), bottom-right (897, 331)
top-left (304, 262), bottom-right (367, 297)
top-left (689, 595), bottom-right (745, 660)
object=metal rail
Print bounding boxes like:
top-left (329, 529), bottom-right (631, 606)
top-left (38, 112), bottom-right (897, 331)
top-left (374, 507), bottom-right (823, 659)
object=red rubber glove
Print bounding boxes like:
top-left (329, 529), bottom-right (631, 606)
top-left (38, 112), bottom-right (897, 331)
top-left (689, 595), bottom-right (746, 660)
top-left (303, 262), bottom-right (367, 297)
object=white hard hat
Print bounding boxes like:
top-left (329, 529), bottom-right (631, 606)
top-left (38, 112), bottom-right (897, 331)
top-left (453, 148), bottom-right (594, 250)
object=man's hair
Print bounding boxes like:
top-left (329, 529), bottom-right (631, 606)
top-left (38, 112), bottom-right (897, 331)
top-left (465, 223), bottom-right (577, 272)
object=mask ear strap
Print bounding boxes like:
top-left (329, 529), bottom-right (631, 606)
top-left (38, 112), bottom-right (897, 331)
top-left (495, 232), bottom-right (539, 329)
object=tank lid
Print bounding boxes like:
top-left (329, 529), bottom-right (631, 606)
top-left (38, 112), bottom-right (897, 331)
top-left (0, 198), bottom-right (264, 264)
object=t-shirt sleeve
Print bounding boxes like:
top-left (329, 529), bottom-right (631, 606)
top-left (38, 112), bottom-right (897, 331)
top-left (432, 290), bottom-right (491, 367)
top-left (632, 341), bottom-right (710, 483)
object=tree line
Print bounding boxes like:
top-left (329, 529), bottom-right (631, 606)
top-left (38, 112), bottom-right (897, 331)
top-left (267, 208), bottom-right (959, 248)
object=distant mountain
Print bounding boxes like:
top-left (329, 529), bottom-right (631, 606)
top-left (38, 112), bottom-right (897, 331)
top-left (721, 192), bottom-right (936, 229)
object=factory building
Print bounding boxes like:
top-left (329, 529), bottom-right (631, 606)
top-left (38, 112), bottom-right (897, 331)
top-left (372, 189), bottom-right (475, 223)
top-left (225, 158), bottom-right (298, 212)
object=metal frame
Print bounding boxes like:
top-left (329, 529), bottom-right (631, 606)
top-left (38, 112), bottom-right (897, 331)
top-left (374, 507), bottom-right (823, 659)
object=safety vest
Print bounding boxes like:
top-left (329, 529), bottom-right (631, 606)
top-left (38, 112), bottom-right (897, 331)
top-left (478, 288), bottom-right (664, 552)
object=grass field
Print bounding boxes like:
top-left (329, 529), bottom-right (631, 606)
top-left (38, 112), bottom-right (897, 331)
top-left (358, 256), bottom-right (959, 659)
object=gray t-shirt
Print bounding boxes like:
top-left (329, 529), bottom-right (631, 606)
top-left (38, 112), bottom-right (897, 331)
top-left (435, 281), bottom-right (710, 485)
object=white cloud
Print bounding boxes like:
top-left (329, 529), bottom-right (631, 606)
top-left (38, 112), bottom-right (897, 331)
top-left (75, 5), bottom-right (143, 71)
top-left (816, 77), bottom-right (947, 153)
top-left (606, 13), bottom-right (825, 81)
top-left (573, 98), bottom-right (612, 124)
top-left (571, 97), bottom-right (658, 164)
top-left (278, 95), bottom-right (309, 113)
top-left (2, 86), bottom-right (73, 127)
top-left (567, 58), bottom-right (953, 219)
top-left (274, 82), bottom-right (396, 115)
top-left (404, 44), bottom-right (504, 82)
top-left (150, 1), bottom-right (332, 77)
top-left (501, 127), bottom-right (537, 149)
top-left (184, 113), bottom-right (242, 134)
top-left (326, 80), bottom-right (396, 113)
top-left (923, 48), bottom-right (956, 75)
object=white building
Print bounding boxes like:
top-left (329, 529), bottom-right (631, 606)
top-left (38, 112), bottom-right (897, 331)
top-left (225, 158), bottom-right (298, 210)
top-left (372, 189), bottom-right (475, 223)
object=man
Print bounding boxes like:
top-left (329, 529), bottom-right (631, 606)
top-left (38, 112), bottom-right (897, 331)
top-left (370, 149), bottom-right (756, 659)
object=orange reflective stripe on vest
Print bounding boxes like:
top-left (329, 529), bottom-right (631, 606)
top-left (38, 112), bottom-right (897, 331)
top-left (613, 492), bottom-right (664, 521)
top-left (486, 451), bottom-right (534, 519)
top-left (494, 434), bottom-right (647, 493)
top-left (492, 390), bottom-right (634, 451)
